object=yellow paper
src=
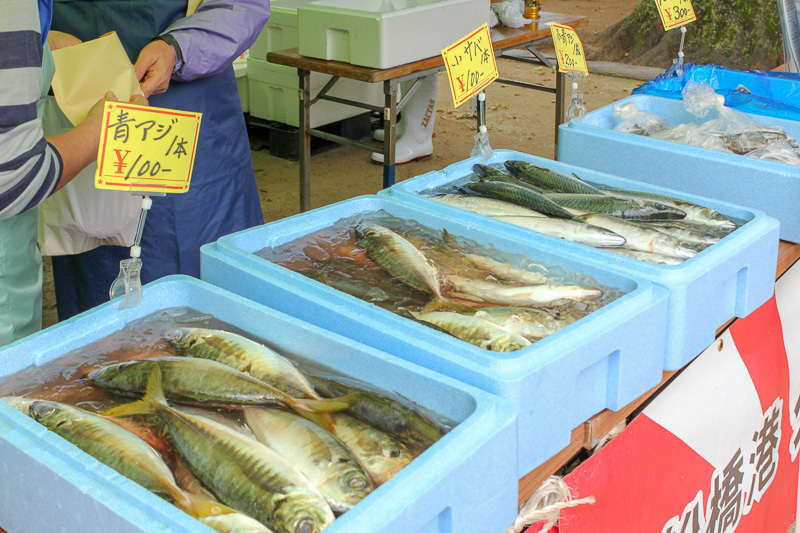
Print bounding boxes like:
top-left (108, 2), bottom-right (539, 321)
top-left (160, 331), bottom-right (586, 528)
top-left (95, 102), bottom-right (202, 194)
top-left (187, 0), bottom-right (202, 16)
top-left (549, 23), bottom-right (589, 75)
top-left (441, 24), bottom-right (498, 108)
top-left (654, 0), bottom-right (697, 30)
top-left (51, 32), bottom-right (141, 126)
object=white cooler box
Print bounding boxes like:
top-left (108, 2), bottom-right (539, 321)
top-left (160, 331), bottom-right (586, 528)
top-left (249, 0), bottom-right (308, 61)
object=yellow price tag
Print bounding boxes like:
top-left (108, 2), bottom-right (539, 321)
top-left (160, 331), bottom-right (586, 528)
top-left (441, 24), bottom-right (498, 108)
top-left (549, 23), bottom-right (588, 75)
top-left (654, 0), bottom-right (697, 31)
top-left (95, 103), bottom-right (202, 193)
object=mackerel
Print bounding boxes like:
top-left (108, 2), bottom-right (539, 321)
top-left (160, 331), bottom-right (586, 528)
top-left (600, 188), bottom-right (736, 229)
top-left (412, 310), bottom-right (532, 352)
top-left (504, 160), bottom-right (605, 194)
top-left (582, 214), bottom-right (697, 259)
top-left (545, 193), bottom-right (686, 220)
top-left (474, 164), bottom-right (545, 192)
top-left (465, 181), bottom-right (580, 220)
top-left (431, 194), bottom-right (547, 217)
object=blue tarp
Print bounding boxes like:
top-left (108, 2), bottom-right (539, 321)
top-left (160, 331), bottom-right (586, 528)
top-left (633, 63), bottom-right (800, 121)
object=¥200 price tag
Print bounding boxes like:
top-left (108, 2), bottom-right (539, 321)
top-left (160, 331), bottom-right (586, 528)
top-left (550, 23), bottom-right (588, 75)
top-left (654, 0), bottom-right (697, 31)
top-left (442, 23), bottom-right (498, 108)
top-left (96, 103), bottom-right (202, 193)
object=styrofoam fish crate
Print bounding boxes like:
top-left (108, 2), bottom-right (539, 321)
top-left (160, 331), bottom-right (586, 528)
top-left (247, 58), bottom-right (383, 128)
top-left (0, 276), bottom-right (517, 533)
top-left (298, 0), bottom-right (490, 69)
top-left (381, 149), bottom-right (779, 370)
top-left (249, 0), bottom-right (308, 61)
top-left (557, 94), bottom-right (800, 242)
top-left (200, 195), bottom-right (670, 477)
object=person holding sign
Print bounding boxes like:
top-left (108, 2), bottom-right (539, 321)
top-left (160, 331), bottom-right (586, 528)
top-left (0, 0), bottom-right (147, 346)
top-left (49, 0), bottom-right (269, 320)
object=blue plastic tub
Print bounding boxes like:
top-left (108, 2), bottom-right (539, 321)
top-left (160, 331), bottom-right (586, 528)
top-left (0, 276), bottom-right (517, 533)
top-left (557, 94), bottom-right (800, 242)
top-left (633, 63), bottom-right (800, 121)
top-left (381, 149), bottom-right (779, 370)
top-left (201, 195), bottom-right (670, 477)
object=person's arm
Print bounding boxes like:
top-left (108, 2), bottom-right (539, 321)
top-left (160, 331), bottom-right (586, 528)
top-left (134, 0), bottom-right (270, 96)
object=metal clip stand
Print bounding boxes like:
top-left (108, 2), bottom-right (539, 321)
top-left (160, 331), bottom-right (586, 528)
top-left (671, 26), bottom-right (688, 79)
top-left (566, 72), bottom-right (587, 121)
top-left (470, 92), bottom-right (494, 162)
top-left (109, 191), bottom-right (164, 309)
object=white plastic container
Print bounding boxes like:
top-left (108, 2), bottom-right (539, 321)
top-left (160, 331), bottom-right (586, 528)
top-left (249, 0), bottom-right (308, 61)
top-left (247, 58), bottom-right (384, 127)
top-left (298, 0), bottom-right (490, 69)
top-left (233, 58), bottom-right (249, 113)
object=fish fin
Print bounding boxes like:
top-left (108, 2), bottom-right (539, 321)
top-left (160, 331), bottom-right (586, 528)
top-left (103, 367), bottom-right (166, 417)
top-left (181, 492), bottom-right (235, 519)
top-left (297, 411), bottom-right (337, 432)
top-left (420, 298), bottom-right (447, 314)
top-left (441, 228), bottom-right (456, 245)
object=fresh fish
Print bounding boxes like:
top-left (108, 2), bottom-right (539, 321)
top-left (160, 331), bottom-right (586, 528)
top-left (603, 248), bottom-right (684, 265)
top-left (309, 375), bottom-right (450, 452)
top-left (169, 328), bottom-right (322, 400)
top-left (473, 164), bottom-right (545, 192)
top-left (88, 357), bottom-right (357, 426)
top-left (1, 396), bottom-right (35, 413)
top-left (462, 253), bottom-right (548, 285)
top-left (472, 307), bottom-right (573, 341)
top-left (445, 275), bottom-right (603, 307)
top-left (581, 214), bottom-right (697, 259)
top-left (304, 270), bottom-right (392, 303)
top-left (491, 215), bottom-right (627, 247)
top-left (200, 513), bottom-right (275, 533)
top-left (106, 367), bottom-right (335, 533)
top-left (545, 193), bottom-right (686, 220)
top-left (244, 407), bottom-right (373, 513)
top-left (635, 221), bottom-right (721, 245)
top-left (504, 160), bottom-right (605, 195)
top-left (413, 310), bottom-right (532, 351)
top-left (431, 194), bottom-right (546, 217)
top-left (465, 181), bottom-right (580, 220)
top-left (27, 399), bottom-right (230, 518)
top-left (599, 188), bottom-right (736, 229)
top-left (328, 413), bottom-right (414, 486)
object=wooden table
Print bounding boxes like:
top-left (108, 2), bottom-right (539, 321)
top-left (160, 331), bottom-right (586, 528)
top-left (266, 12), bottom-right (588, 212)
top-left (517, 240), bottom-right (800, 505)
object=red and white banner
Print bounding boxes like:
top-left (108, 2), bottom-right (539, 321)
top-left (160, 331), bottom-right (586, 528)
top-left (526, 262), bottom-right (800, 533)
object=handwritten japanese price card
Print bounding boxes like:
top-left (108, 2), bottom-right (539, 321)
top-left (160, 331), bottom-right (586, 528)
top-left (96, 103), bottom-right (202, 193)
top-left (549, 23), bottom-right (589, 75)
top-left (654, 0), bottom-right (697, 31)
top-left (442, 24), bottom-right (498, 108)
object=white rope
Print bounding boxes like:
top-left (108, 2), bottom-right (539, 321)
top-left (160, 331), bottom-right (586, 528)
top-left (593, 421), bottom-right (626, 453)
top-left (505, 476), bottom-right (596, 533)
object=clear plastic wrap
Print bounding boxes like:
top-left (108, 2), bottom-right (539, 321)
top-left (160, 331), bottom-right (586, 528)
top-left (491, 0), bottom-right (533, 28)
top-left (611, 101), bottom-right (670, 136)
top-left (745, 139), bottom-right (800, 166)
top-left (651, 123), bottom-right (732, 152)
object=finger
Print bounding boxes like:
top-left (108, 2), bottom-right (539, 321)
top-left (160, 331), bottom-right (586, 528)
top-left (104, 90), bottom-right (119, 102)
top-left (134, 53), bottom-right (157, 81)
top-left (129, 94), bottom-right (149, 106)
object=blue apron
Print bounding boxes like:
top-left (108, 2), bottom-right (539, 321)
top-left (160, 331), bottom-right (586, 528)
top-left (50, 0), bottom-right (263, 320)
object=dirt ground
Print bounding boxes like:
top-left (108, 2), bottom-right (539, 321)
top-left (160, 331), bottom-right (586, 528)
top-left (41, 0), bottom-right (644, 328)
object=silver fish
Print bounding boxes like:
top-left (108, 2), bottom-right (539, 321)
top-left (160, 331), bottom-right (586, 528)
top-left (431, 194), bottom-right (547, 217)
top-left (603, 248), bottom-right (684, 265)
top-left (413, 310), bottom-right (532, 352)
top-left (490, 215), bottom-right (627, 247)
top-left (581, 214), bottom-right (697, 259)
top-left (445, 275), bottom-right (603, 307)
top-left (600, 188), bottom-right (736, 229)
top-left (462, 253), bottom-right (549, 285)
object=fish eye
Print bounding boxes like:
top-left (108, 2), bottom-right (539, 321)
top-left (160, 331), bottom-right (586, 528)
top-left (348, 476), bottom-right (367, 490)
top-left (295, 519), bottom-right (315, 533)
top-left (390, 449), bottom-right (401, 458)
top-left (35, 405), bottom-right (55, 417)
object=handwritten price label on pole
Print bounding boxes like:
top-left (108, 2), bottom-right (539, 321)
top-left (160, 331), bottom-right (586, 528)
top-left (654, 0), bottom-right (697, 31)
top-left (549, 23), bottom-right (589, 75)
top-left (95, 103), bottom-right (202, 193)
top-left (442, 24), bottom-right (498, 108)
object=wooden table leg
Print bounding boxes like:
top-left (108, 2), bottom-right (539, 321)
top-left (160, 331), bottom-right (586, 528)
top-left (382, 79), bottom-right (398, 189)
top-left (298, 68), bottom-right (311, 212)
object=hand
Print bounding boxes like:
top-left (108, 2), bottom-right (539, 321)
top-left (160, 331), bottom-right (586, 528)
top-left (47, 31), bottom-right (82, 51)
top-left (83, 92), bottom-right (148, 127)
top-left (134, 40), bottom-right (176, 97)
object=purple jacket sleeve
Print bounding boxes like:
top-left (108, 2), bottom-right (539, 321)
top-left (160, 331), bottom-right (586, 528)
top-left (162, 0), bottom-right (270, 81)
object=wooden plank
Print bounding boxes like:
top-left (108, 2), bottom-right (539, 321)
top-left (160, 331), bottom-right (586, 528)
top-left (778, 240), bottom-right (800, 278)
top-left (267, 12), bottom-right (588, 83)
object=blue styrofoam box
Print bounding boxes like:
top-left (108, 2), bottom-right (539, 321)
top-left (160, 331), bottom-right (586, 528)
top-left (381, 149), bottom-right (779, 370)
top-left (633, 63), bottom-right (800, 121)
top-left (557, 94), bottom-right (800, 242)
top-left (200, 195), bottom-right (670, 477)
top-left (0, 276), bottom-right (517, 533)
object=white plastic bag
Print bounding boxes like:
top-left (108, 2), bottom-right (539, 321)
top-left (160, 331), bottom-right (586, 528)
top-left (745, 139), bottom-right (800, 165)
top-left (612, 102), bottom-right (670, 136)
top-left (651, 123), bottom-right (732, 152)
top-left (39, 96), bottom-right (141, 256)
top-left (491, 0), bottom-right (533, 28)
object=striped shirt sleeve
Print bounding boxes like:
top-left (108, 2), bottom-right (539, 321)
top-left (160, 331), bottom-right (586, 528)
top-left (0, 0), bottom-right (62, 220)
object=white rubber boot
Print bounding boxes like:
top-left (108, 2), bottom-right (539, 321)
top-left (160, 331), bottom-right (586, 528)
top-left (372, 73), bottom-right (437, 164)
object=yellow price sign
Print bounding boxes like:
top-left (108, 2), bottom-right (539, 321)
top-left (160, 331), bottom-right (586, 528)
top-left (96, 103), bottom-right (202, 193)
top-left (654, 0), bottom-right (697, 31)
top-left (441, 24), bottom-right (498, 108)
top-left (549, 23), bottom-right (588, 75)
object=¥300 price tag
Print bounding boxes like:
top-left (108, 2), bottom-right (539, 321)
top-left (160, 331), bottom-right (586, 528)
top-left (442, 23), bottom-right (498, 108)
top-left (96, 103), bottom-right (202, 193)
top-left (550, 23), bottom-right (588, 75)
top-left (654, 0), bottom-right (697, 31)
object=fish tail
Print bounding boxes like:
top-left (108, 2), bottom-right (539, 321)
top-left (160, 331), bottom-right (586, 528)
top-left (103, 366), bottom-right (167, 417)
top-left (421, 296), bottom-right (477, 315)
top-left (285, 392), bottom-right (360, 430)
top-left (179, 491), bottom-right (235, 519)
